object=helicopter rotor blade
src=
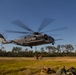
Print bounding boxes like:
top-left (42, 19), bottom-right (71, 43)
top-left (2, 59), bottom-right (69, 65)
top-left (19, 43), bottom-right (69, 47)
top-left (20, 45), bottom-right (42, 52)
top-left (55, 39), bottom-right (63, 41)
top-left (38, 18), bottom-right (54, 32)
top-left (11, 20), bottom-right (34, 32)
top-left (5, 30), bottom-right (32, 34)
top-left (49, 34), bottom-right (60, 36)
top-left (41, 27), bottom-right (68, 33)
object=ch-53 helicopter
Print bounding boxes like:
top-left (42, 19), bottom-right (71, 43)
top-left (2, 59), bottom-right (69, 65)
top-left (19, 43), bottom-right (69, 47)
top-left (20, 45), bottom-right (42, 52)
top-left (0, 18), bottom-right (67, 48)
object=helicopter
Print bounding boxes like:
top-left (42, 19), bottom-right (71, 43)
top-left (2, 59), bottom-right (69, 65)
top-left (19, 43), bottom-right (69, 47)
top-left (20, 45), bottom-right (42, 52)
top-left (0, 18), bottom-right (67, 48)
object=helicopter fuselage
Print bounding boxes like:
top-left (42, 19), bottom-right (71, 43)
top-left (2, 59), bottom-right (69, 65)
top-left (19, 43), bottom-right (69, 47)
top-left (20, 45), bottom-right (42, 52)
top-left (11, 34), bottom-right (55, 47)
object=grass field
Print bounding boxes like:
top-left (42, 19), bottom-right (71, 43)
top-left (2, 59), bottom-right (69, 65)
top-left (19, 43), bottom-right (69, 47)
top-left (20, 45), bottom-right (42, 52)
top-left (0, 57), bottom-right (76, 75)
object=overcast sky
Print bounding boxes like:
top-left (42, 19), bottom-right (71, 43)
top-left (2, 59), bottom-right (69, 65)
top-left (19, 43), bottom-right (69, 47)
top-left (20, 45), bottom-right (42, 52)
top-left (0, 0), bottom-right (76, 50)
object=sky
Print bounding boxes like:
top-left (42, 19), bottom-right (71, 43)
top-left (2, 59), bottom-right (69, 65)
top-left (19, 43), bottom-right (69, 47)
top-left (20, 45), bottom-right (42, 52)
top-left (0, 0), bottom-right (76, 51)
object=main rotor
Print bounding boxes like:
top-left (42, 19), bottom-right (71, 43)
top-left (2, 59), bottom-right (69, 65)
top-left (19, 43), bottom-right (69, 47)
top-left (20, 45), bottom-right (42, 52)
top-left (6, 18), bottom-right (67, 36)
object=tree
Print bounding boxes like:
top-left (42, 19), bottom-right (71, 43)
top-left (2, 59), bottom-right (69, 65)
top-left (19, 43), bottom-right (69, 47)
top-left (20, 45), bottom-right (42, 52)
top-left (65, 44), bottom-right (74, 53)
top-left (40, 47), bottom-right (45, 53)
top-left (46, 46), bottom-right (53, 53)
top-left (12, 47), bottom-right (22, 53)
top-left (57, 45), bottom-right (61, 53)
top-left (46, 46), bottom-right (57, 54)
top-left (51, 46), bottom-right (57, 53)
top-left (25, 48), bottom-right (28, 52)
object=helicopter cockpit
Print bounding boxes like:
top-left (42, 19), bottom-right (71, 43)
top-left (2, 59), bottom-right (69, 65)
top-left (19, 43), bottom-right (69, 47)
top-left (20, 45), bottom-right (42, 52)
top-left (44, 34), bottom-right (54, 41)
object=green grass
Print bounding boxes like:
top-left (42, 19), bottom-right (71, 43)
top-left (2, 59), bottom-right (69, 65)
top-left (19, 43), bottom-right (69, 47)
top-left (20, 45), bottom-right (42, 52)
top-left (0, 57), bottom-right (76, 75)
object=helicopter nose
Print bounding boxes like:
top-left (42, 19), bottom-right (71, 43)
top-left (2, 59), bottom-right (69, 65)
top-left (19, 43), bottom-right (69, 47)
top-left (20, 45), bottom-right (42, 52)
top-left (49, 36), bottom-right (54, 42)
top-left (51, 37), bottom-right (55, 45)
top-left (49, 36), bottom-right (54, 41)
top-left (52, 37), bottom-right (55, 41)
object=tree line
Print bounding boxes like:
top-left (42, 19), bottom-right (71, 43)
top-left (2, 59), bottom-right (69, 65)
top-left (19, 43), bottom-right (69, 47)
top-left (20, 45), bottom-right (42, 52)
top-left (0, 44), bottom-right (76, 57)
